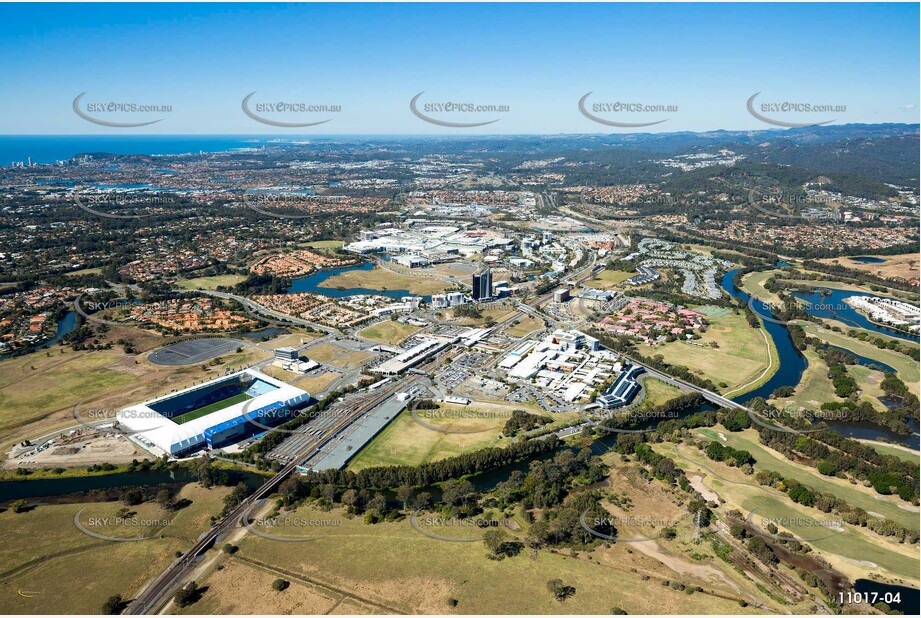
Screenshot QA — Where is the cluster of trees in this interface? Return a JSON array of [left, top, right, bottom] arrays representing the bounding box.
[[493, 448, 607, 510], [880, 372, 920, 425], [502, 409, 553, 436], [840, 327, 920, 360], [704, 441, 754, 468], [755, 470, 918, 544], [819, 400, 912, 436], [800, 260, 917, 292], [754, 419, 919, 503]]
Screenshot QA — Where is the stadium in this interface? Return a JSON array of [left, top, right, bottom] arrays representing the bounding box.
[[117, 368, 310, 456]]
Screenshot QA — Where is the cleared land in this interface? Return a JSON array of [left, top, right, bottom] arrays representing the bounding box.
[[586, 269, 633, 289], [0, 483, 231, 614], [305, 342, 375, 371], [653, 309, 776, 394], [172, 557, 352, 615], [319, 267, 450, 296], [356, 321, 421, 345], [638, 377, 685, 409], [63, 267, 103, 277], [450, 306, 518, 327], [176, 274, 247, 290], [503, 315, 544, 338], [219, 502, 767, 615], [299, 240, 344, 249], [818, 253, 920, 283]]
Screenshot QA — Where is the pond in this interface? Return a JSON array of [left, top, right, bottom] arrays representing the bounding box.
[[853, 579, 919, 615], [849, 256, 887, 264]]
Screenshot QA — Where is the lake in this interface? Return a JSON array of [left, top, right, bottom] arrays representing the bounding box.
[[289, 262, 430, 301], [791, 288, 918, 343]]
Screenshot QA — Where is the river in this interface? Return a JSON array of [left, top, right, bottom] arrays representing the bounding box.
[[722, 269, 918, 448], [721, 269, 808, 404]]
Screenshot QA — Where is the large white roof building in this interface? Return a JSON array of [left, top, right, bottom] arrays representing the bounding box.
[[117, 368, 309, 456]]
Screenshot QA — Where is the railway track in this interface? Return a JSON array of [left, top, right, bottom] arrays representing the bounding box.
[[125, 378, 412, 615]]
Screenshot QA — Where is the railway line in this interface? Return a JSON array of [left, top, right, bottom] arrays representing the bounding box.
[[125, 378, 413, 615]]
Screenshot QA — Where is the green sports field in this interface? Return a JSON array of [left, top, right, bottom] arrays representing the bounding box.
[[171, 393, 252, 424]]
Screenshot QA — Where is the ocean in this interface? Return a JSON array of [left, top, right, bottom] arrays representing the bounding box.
[[0, 135, 286, 166]]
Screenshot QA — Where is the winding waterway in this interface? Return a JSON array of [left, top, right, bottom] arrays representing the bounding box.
[[722, 269, 917, 448]]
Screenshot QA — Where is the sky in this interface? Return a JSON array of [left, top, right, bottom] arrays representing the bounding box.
[[0, 2, 917, 134]]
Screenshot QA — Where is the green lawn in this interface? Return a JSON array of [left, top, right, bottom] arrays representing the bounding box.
[[694, 428, 919, 532], [663, 437, 919, 583], [356, 321, 421, 345], [863, 441, 920, 464], [799, 323, 919, 394], [638, 377, 684, 409], [347, 406, 510, 471], [176, 274, 247, 290], [654, 308, 777, 396], [585, 269, 633, 289], [172, 393, 252, 424], [300, 240, 344, 249]]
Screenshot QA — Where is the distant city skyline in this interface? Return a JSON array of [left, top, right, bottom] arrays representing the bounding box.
[[0, 2, 918, 134]]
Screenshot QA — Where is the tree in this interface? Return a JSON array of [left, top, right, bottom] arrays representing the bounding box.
[[173, 581, 200, 608], [483, 528, 507, 558], [272, 579, 290, 592], [547, 578, 576, 601], [395, 485, 415, 511], [155, 489, 174, 510], [441, 479, 477, 507], [101, 594, 126, 614]]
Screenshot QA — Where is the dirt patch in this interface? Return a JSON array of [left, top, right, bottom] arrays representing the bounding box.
[[6, 431, 141, 469], [189, 558, 339, 614], [689, 474, 721, 504]]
